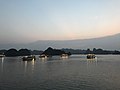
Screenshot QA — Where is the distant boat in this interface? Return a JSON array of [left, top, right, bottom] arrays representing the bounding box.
[[61, 54, 69, 58], [0, 55, 5, 58], [22, 55, 36, 61], [39, 54, 49, 59], [87, 54, 96, 59]]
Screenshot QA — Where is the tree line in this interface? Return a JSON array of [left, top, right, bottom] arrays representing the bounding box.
[[0, 47, 120, 57], [62, 48, 120, 54], [0, 48, 43, 57]]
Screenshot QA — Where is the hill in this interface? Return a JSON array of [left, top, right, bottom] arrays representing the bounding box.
[[27, 33, 120, 50], [0, 33, 120, 50]]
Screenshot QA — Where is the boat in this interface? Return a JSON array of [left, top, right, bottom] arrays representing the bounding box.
[[61, 54, 69, 58], [0, 55, 5, 58], [87, 54, 96, 59], [22, 55, 36, 61], [39, 54, 48, 59]]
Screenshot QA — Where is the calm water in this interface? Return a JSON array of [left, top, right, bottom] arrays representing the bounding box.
[[0, 55, 120, 90]]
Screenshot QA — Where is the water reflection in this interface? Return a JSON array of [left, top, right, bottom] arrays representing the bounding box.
[[39, 55, 69, 62], [87, 57, 98, 66], [1, 57, 4, 72], [23, 60, 36, 73], [24, 61, 27, 73], [39, 57, 48, 62], [1, 55, 120, 90], [60, 56, 69, 60], [31, 60, 35, 73]]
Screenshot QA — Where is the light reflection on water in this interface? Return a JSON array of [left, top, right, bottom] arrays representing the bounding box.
[[24, 61, 27, 73], [0, 57, 4, 72], [23, 60, 35, 74], [0, 55, 120, 90], [31, 60, 35, 73]]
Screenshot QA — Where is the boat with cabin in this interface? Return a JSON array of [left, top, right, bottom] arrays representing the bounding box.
[[61, 54, 69, 58], [87, 54, 96, 59], [0, 54, 5, 58], [39, 54, 49, 59], [22, 55, 36, 61]]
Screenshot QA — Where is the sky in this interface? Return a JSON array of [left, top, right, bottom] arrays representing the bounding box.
[[0, 0, 120, 44]]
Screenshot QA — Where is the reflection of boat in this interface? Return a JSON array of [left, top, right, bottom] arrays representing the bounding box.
[[39, 54, 48, 58], [87, 54, 96, 59], [22, 56, 36, 61]]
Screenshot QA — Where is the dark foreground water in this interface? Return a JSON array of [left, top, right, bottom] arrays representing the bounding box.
[[0, 55, 120, 90]]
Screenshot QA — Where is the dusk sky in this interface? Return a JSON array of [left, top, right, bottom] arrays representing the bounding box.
[[0, 0, 120, 44]]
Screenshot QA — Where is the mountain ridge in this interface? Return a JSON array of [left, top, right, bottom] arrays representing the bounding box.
[[27, 33, 120, 50], [34, 33, 120, 42], [0, 33, 120, 50]]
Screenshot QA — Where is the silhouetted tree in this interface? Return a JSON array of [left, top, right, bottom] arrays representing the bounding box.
[[5, 48, 18, 57], [42, 47, 66, 56], [93, 48, 96, 52], [95, 48, 104, 54], [86, 48, 91, 54], [0, 49, 7, 55], [113, 50, 120, 54], [18, 49, 31, 56], [31, 50, 43, 55]]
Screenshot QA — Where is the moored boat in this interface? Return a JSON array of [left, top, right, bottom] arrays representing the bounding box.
[[87, 54, 96, 59], [39, 54, 48, 59], [22, 55, 36, 61], [0, 55, 5, 58], [61, 54, 69, 58]]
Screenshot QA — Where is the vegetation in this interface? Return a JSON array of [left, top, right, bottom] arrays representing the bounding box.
[[31, 50, 43, 55], [4, 48, 31, 57], [42, 47, 71, 56], [62, 48, 120, 55], [5, 49, 18, 57], [18, 49, 31, 56], [0, 49, 7, 55], [0, 47, 120, 57]]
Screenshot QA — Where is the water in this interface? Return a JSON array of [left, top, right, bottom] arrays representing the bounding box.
[[0, 55, 120, 90]]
